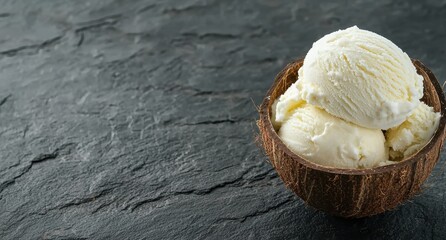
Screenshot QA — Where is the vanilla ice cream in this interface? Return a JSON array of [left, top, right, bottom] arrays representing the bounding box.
[[278, 104, 388, 169], [386, 102, 440, 159], [271, 83, 304, 129], [296, 26, 423, 130], [271, 26, 441, 169]]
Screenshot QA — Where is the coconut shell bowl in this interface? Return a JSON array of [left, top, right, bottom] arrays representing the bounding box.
[[258, 58, 446, 218]]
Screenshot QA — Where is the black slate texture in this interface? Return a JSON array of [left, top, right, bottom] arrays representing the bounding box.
[[0, 0, 445, 239]]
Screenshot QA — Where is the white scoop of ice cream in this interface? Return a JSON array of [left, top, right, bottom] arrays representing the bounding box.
[[278, 104, 388, 169], [386, 102, 440, 159], [296, 26, 423, 130], [271, 82, 304, 129]]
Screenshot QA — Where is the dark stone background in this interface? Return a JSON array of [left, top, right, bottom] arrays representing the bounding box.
[[0, 0, 445, 239]]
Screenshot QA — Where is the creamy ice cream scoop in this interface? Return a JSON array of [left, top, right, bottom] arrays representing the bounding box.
[[296, 26, 423, 130], [386, 102, 440, 159], [278, 104, 388, 169], [271, 83, 304, 129], [271, 26, 441, 169]]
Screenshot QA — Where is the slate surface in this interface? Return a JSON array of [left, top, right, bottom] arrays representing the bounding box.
[[0, 0, 445, 239]]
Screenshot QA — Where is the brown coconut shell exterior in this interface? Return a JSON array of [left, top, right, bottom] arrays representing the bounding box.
[[258, 58, 446, 218]]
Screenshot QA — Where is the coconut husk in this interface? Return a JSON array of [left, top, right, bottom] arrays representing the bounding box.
[[257, 58, 446, 218]]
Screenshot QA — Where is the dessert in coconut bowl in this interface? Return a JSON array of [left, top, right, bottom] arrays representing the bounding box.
[[258, 26, 446, 218]]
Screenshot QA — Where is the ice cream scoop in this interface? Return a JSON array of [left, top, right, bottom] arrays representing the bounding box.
[[271, 82, 304, 130], [386, 102, 440, 159], [296, 26, 423, 130], [278, 103, 388, 169]]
